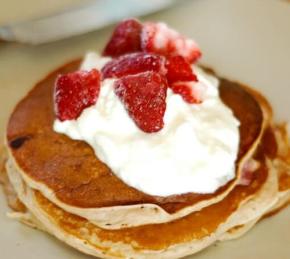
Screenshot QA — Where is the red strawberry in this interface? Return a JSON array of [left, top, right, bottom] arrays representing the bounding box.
[[102, 52, 166, 79], [170, 81, 205, 104], [165, 55, 198, 84], [54, 69, 101, 121], [140, 22, 158, 54], [141, 22, 201, 63], [114, 71, 168, 133], [103, 19, 142, 57]]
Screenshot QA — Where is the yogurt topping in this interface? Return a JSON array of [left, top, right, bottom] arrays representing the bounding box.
[[54, 52, 240, 196]]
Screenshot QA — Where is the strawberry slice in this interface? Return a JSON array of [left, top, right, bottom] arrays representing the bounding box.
[[238, 159, 260, 186], [170, 81, 205, 104], [165, 55, 198, 84], [102, 52, 166, 79], [103, 19, 142, 57], [114, 71, 168, 133], [54, 69, 101, 121], [141, 22, 201, 63]]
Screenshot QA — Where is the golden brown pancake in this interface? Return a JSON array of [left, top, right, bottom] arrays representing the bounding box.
[[6, 60, 263, 214], [1, 62, 289, 257], [3, 128, 278, 258], [2, 124, 287, 258]]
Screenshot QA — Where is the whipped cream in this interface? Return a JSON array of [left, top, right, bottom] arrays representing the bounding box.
[[54, 52, 240, 196]]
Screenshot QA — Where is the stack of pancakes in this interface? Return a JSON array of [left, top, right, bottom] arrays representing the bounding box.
[[1, 60, 290, 259]]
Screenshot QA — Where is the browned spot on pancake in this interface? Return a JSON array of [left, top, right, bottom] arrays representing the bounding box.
[[279, 173, 290, 191], [6, 60, 263, 212], [9, 136, 31, 150], [260, 127, 278, 159]]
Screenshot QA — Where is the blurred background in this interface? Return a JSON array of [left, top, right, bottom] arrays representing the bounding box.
[[0, 0, 88, 25]]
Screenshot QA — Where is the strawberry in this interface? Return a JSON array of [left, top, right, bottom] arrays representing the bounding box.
[[141, 22, 201, 63], [103, 19, 142, 57], [54, 69, 101, 121], [170, 81, 205, 104], [102, 52, 166, 79], [239, 159, 260, 186], [114, 71, 168, 133], [165, 55, 198, 84]]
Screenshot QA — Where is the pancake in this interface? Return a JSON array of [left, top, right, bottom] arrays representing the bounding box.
[[1, 71, 289, 257], [5, 60, 266, 229], [4, 132, 278, 259], [2, 124, 288, 258]]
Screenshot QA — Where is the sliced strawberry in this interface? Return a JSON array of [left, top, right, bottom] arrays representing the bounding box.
[[165, 55, 198, 84], [140, 22, 158, 54], [103, 19, 142, 57], [238, 159, 260, 186], [54, 69, 101, 121], [114, 71, 168, 133], [102, 52, 166, 79], [238, 170, 254, 186], [170, 81, 205, 104], [141, 22, 201, 63]]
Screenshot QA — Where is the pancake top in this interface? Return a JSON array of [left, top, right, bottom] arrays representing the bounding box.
[[6, 60, 263, 212]]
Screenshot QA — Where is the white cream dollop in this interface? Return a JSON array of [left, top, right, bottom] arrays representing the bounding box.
[[54, 52, 240, 196]]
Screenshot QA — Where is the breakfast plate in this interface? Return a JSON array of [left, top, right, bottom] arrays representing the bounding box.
[[0, 0, 289, 258]]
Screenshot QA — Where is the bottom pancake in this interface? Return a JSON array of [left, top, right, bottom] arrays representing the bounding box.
[[4, 140, 278, 259]]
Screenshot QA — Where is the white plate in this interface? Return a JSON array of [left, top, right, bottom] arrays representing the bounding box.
[[0, 0, 290, 258]]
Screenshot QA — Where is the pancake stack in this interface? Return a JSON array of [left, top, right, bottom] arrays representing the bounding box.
[[1, 16, 290, 259], [0, 58, 289, 258]]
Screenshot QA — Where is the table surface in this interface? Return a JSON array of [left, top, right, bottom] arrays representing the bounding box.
[[0, 0, 290, 258]]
